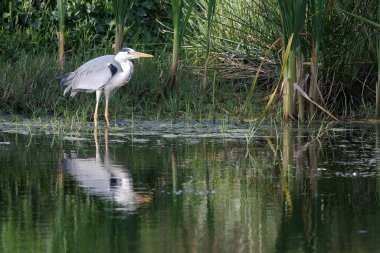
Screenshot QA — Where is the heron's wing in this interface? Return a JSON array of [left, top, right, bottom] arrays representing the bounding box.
[[64, 55, 121, 95]]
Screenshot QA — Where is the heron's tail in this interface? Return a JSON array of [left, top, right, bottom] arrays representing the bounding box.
[[58, 72, 74, 87]]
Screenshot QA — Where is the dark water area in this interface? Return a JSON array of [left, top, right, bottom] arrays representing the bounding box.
[[1, 121, 380, 253]]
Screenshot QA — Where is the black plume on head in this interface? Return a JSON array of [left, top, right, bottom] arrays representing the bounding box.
[[120, 48, 133, 52]]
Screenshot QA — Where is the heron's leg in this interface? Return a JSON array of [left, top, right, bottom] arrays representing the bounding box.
[[105, 94, 110, 127], [94, 90, 102, 128], [105, 127, 109, 153]]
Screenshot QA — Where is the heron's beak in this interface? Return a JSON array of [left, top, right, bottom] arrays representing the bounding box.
[[133, 52, 154, 58]]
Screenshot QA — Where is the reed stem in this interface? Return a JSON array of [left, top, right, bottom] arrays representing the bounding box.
[[377, 0, 380, 118], [202, 0, 217, 89], [112, 0, 132, 54], [278, 0, 307, 121], [57, 0, 66, 72], [308, 0, 326, 119]]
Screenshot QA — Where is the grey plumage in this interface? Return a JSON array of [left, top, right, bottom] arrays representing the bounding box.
[[60, 55, 133, 97], [59, 48, 153, 127]]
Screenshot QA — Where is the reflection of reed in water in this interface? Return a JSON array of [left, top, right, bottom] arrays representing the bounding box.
[[62, 128, 151, 211]]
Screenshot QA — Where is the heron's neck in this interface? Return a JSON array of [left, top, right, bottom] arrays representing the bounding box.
[[116, 59, 133, 74]]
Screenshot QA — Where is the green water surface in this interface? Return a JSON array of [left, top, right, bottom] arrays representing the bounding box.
[[0, 121, 379, 253]]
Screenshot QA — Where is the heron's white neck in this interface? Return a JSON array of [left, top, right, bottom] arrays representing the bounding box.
[[114, 58, 133, 74], [121, 60, 133, 74]]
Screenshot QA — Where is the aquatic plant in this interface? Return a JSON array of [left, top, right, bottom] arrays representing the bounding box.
[[168, 0, 195, 89], [309, 0, 328, 119], [278, 0, 307, 121], [3, 0, 380, 121], [112, 0, 133, 53], [202, 0, 217, 89], [57, 0, 66, 72], [377, 1, 380, 118]]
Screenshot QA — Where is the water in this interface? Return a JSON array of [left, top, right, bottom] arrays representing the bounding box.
[[1, 121, 380, 253]]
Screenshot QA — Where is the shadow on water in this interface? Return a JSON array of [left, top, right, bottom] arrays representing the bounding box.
[[1, 121, 380, 252]]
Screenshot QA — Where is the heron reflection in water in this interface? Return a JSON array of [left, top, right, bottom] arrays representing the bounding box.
[[62, 128, 151, 211]]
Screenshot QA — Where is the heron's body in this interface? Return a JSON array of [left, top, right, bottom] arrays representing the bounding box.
[[60, 48, 153, 127], [61, 55, 134, 97]]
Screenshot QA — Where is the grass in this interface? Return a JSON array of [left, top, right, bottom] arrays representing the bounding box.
[[277, 0, 307, 121], [112, 0, 132, 53], [57, 0, 66, 71], [2, 0, 380, 122], [202, 0, 217, 89], [0, 50, 267, 128], [168, 0, 195, 89], [308, 0, 328, 118]]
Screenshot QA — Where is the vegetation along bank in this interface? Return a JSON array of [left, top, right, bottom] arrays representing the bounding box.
[[1, 0, 380, 125]]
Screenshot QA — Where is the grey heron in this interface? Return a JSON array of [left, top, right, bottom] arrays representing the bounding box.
[[60, 48, 153, 127]]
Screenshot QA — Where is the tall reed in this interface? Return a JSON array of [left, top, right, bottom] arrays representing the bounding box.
[[338, 6, 380, 118], [168, 0, 195, 89], [377, 0, 380, 118], [309, 0, 327, 119], [112, 0, 132, 53], [278, 0, 307, 121], [169, 0, 181, 89], [202, 0, 217, 89], [57, 0, 66, 72]]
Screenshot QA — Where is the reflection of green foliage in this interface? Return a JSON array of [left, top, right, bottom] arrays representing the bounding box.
[[1, 126, 380, 252]]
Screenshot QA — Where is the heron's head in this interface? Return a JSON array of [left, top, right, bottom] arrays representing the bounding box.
[[115, 48, 154, 61]]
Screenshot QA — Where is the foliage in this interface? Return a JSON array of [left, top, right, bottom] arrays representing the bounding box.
[[0, 0, 168, 59], [168, 0, 195, 89], [2, 0, 380, 120], [112, 0, 133, 52], [202, 0, 217, 88], [378, 0, 380, 118], [57, 0, 67, 71], [277, 0, 307, 120], [0, 52, 261, 123]]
